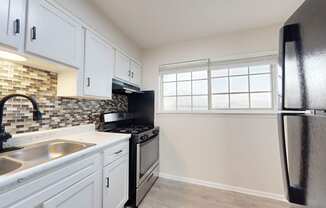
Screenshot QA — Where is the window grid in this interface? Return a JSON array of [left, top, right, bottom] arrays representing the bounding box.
[[210, 66, 273, 110], [162, 71, 209, 112], [161, 64, 275, 112]]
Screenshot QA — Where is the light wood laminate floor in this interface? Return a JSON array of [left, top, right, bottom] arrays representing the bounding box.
[[139, 178, 304, 208]]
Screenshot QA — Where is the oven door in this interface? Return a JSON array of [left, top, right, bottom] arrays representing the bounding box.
[[137, 134, 159, 187]]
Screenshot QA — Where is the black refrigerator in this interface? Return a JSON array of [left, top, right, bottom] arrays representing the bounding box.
[[278, 0, 326, 206]]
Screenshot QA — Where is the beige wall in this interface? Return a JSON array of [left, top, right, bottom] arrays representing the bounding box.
[[141, 25, 285, 197], [54, 0, 141, 60]]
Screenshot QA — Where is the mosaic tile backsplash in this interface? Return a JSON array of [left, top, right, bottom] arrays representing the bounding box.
[[0, 60, 127, 134]]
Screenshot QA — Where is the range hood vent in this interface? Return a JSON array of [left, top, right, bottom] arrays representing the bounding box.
[[112, 79, 141, 94]]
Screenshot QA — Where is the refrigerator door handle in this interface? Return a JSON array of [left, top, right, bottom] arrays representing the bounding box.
[[281, 24, 305, 110], [278, 114, 307, 205], [279, 110, 315, 116]]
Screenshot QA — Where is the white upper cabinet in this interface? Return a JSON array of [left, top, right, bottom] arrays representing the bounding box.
[[115, 50, 142, 87], [0, 0, 26, 49], [25, 0, 83, 68], [130, 60, 142, 86], [84, 30, 114, 98], [115, 51, 131, 82]]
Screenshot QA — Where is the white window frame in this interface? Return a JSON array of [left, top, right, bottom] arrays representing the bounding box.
[[158, 55, 278, 114]]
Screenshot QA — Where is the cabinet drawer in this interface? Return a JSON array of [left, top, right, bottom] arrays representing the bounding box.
[[103, 141, 129, 166]]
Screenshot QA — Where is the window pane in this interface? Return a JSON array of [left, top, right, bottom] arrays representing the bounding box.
[[192, 70, 208, 80], [212, 94, 229, 109], [192, 80, 208, 95], [251, 92, 272, 108], [163, 97, 176, 111], [177, 72, 191, 81], [250, 74, 271, 92], [177, 96, 191, 111], [177, 81, 191, 95], [229, 67, 248, 76], [211, 69, 228, 77], [230, 76, 248, 92], [163, 82, 176, 96], [212, 78, 229, 93], [163, 74, 176, 82], [250, 65, 271, 74], [230, 93, 249, 108], [193, 96, 208, 110]]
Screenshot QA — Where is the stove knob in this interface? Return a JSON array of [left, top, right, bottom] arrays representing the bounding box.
[[152, 129, 159, 135], [140, 135, 148, 141]]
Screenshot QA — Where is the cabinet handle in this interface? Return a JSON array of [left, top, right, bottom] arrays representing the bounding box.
[[14, 19, 20, 34], [87, 77, 91, 87], [31, 26, 37, 40], [128, 70, 131, 77], [131, 72, 134, 78], [106, 177, 110, 188], [114, 150, 123, 155]]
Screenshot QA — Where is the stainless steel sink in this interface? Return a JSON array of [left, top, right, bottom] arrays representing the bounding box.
[[0, 140, 94, 176], [0, 157, 22, 175], [8, 141, 90, 162]]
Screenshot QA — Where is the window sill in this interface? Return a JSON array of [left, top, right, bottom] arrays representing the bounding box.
[[156, 110, 278, 116]]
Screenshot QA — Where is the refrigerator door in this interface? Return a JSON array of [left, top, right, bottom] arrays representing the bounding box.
[[279, 113, 326, 206], [281, 0, 326, 110]]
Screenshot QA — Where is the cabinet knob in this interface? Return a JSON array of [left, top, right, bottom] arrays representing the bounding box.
[[114, 150, 123, 155], [87, 77, 91, 87], [106, 177, 110, 188], [14, 19, 20, 34], [31, 26, 37, 40]]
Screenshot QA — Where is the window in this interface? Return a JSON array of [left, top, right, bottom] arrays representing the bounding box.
[[160, 57, 276, 113], [211, 64, 273, 109], [161, 69, 209, 111]]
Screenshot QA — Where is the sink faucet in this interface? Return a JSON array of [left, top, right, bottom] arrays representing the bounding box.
[[0, 94, 42, 152]]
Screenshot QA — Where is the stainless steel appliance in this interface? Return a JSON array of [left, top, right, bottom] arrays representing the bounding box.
[[99, 112, 159, 208], [278, 0, 326, 206]]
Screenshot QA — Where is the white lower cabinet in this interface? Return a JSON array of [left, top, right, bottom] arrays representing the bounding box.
[[0, 140, 130, 208], [43, 172, 101, 208], [103, 156, 129, 208]]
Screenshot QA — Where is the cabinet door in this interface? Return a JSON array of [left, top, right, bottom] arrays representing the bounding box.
[[0, 0, 25, 49], [84, 30, 114, 98], [115, 51, 131, 82], [42, 172, 101, 208], [25, 0, 83, 68], [130, 61, 142, 86], [103, 156, 129, 208]]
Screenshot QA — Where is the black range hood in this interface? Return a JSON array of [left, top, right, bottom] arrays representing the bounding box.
[[112, 79, 141, 94]]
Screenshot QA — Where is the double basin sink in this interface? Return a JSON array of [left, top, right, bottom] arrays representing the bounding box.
[[0, 140, 94, 176]]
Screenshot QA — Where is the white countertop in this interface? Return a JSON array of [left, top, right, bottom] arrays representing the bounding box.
[[0, 124, 131, 192]]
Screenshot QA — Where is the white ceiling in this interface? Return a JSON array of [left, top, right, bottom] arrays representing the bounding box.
[[91, 0, 305, 49]]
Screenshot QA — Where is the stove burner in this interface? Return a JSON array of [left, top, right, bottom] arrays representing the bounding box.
[[112, 126, 153, 134]]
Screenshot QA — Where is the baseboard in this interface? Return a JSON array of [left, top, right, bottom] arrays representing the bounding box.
[[159, 173, 286, 202]]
